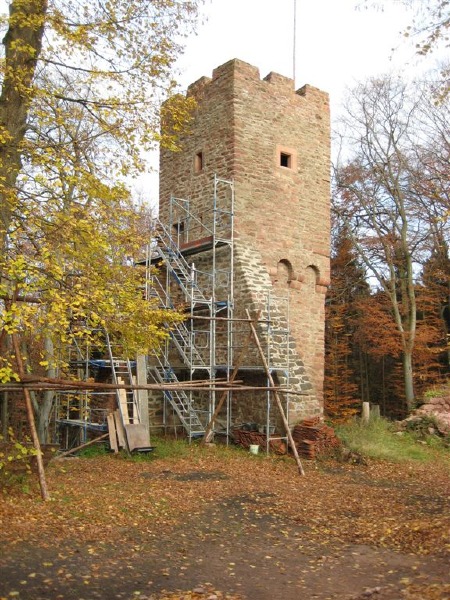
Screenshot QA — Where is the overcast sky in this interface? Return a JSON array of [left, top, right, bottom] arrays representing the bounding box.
[[139, 0, 429, 202], [176, 0, 420, 114]]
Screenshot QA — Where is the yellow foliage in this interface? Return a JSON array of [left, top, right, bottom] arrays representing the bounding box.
[[0, 429, 37, 473], [0, 0, 199, 384]]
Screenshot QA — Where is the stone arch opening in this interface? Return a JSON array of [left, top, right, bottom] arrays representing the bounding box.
[[305, 265, 320, 287], [276, 259, 294, 286]]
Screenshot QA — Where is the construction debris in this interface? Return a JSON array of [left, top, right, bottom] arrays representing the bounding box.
[[232, 429, 287, 455], [232, 417, 341, 460], [292, 417, 341, 460]]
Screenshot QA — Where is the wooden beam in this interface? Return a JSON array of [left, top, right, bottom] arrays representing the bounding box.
[[12, 334, 50, 500], [107, 414, 118, 453], [245, 309, 305, 477], [117, 378, 130, 425], [58, 433, 110, 458], [0, 379, 307, 395]]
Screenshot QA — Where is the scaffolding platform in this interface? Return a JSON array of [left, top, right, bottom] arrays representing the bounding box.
[[56, 419, 108, 433]]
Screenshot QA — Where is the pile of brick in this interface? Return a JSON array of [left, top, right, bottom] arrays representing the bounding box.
[[292, 417, 340, 460]]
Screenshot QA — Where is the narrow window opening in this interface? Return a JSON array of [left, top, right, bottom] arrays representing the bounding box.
[[280, 152, 292, 168], [173, 221, 185, 233], [194, 151, 203, 173]]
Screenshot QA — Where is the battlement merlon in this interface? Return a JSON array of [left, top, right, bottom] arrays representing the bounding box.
[[186, 58, 329, 106]]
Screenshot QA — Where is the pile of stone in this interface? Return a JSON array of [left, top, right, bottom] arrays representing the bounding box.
[[410, 391, 450, 435], [292, 417, 340, 460]]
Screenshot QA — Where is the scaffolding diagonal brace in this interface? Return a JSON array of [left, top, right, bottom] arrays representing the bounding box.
[[245, 309, 305, 477]]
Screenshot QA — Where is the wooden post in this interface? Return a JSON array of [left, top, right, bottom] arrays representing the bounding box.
[[202, 311, 261, 444], [362, 401, 370, 424], [107, 414, 119, 453], [136, 354, 149, 431], [245, 310, 305, 477], [12, 334, 50, 501]]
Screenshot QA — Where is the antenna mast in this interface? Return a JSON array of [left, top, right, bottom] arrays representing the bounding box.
[[293, 0, 297, 84]]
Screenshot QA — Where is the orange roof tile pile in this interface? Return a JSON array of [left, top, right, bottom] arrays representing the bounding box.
[[292, 417, 341, 460], [232, 429, 287, 455]]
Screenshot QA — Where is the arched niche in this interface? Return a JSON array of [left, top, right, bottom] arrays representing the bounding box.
[[305, 265, 319, 285], [276, 259, 294, 287]]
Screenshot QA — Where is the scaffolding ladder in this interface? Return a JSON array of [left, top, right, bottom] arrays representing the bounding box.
[[145, 175, 234, 439], [105, 332, 151, 452]]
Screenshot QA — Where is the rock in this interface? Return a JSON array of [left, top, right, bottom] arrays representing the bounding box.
[[361, 587, 381, 597]]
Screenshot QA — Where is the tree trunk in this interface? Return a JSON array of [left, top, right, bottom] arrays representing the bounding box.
[[1, 391, 8, 437], [402, 350, 415, 413], [36, 390, 54, 444], [35, 336, 56, 443], [0, 0, 48, 250]]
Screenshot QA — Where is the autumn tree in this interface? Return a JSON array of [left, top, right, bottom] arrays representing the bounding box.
[[363, 0, 449, 53], [416, 235, 450, 376], [325, 225, 370, 421], [334, 73, 449, 412], [363, 0, 450, 95], [397, 0, 449, 60], [0, 0, 198, 453], [354, 291, 406, 416]]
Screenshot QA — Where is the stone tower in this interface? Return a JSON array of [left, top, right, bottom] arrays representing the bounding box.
[[159, 58, 330, 425]]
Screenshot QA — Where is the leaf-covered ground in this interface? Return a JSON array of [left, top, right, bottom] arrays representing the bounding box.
[[0, 444, 449, 599]]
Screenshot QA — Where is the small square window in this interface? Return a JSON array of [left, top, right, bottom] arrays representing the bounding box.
[[276, 146, 297, 171], [194, 151, 203, 173], [280, 152, 292, 168]]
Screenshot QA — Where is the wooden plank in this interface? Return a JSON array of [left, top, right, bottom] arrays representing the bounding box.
[[113, 410, 127, 449], [118, 377, 130, 424], [107, 413, 118, 453], [124, 424, 150, 451], [179, 235, 214, 255], [132, 375, 138, 423]]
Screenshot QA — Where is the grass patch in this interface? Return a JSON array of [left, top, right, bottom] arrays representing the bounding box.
[[78, 443, 109, 458], [422, 381, 449, 400], [335, 416, 450, 464], [128, 436, 259, 463], [129, 435, 193, 462]]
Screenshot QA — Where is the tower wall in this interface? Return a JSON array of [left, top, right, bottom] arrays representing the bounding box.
[[159, 59, 330, 422]]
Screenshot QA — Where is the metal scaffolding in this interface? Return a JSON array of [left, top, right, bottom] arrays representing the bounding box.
[[54, 332, 110, 450], [54, 330, 149, 453], [147, 175, 292, 447], [51, 174, 294, 453]]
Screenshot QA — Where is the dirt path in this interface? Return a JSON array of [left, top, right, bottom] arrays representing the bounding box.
[[1, 450, 449, 599]]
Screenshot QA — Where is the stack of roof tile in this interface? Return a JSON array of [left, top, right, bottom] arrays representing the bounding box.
[[232, 429, 287, 454], [292, 417, 340, 459]]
